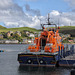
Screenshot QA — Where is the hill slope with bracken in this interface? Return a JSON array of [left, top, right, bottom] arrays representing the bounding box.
[[0, 26, 39, 33], [59, 26, 75, 37], [0, 25, 75, 37], [0, 25, 7, 29]]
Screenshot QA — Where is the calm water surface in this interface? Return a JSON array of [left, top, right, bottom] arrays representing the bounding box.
[[0, 44, 74, 75]]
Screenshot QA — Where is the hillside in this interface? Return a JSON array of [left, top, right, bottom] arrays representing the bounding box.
[[0, 25, 75, 37], [0, 25, 7, 29], [0, 26, 39, 33], [59, 26, 75, 37]]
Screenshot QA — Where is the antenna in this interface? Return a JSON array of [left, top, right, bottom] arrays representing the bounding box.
[[48, 13, 50, 24], [41, 13, 57, 30], [48, 13, 51, 25], [58, 18, 59, 27], [70, 22, 71, 26]]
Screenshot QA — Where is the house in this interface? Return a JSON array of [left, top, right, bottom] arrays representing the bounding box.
[[15, 31, 21, 36], [60, 33, 71, 41], [29, 33, 35, 37], [25, 31, 30, 36], [7, 31, 13, 37], [5, 40, 19, 44], [73, 39, 75, 42], [8, 31, 13, 34], [67, 34, 70, 37], [68, 40, 74, 43], [22, 39, 28, 43], [26, 31, 30, 35], [7, 32, 11, 37], [0, 34, 3, 39], [27, 39, 33, 43], [34, 32, 38, 37], [0, 40, 5, 43]]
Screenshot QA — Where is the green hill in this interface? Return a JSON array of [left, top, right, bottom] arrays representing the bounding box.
[[0, 25, 75, 37], [0, 26, 39, 33], [59, 26, 75, 37], [0, 25, 7, 29], [8, 27, 39, 32]]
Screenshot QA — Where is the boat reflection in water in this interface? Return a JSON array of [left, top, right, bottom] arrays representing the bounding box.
[[18, 65, 71, 75]]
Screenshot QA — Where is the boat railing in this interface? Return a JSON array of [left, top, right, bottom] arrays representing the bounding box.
[[25, 44, 75, 57], [58, 44, 75, 59], [26, 46, 45, 51], [25, 45, 59, 55]]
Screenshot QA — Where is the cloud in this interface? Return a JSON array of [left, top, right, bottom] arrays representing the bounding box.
[[25, 4, 41, 16], [64, 0, 75, 8], [0, 0, 75, 30], [0, 0, 13, 9], [49, 10, 75, 26], [0, 0, 42, 29], [50, 10, 60, 16]]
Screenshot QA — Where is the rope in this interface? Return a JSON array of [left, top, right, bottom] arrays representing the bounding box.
[[36, 53, 40, 66], [65, 59, 70, 66]]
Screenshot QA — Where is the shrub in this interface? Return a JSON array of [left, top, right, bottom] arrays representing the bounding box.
[[12, 33, 23, 42]]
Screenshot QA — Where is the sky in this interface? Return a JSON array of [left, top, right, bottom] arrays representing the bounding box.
[[0, 0, 75, 29]]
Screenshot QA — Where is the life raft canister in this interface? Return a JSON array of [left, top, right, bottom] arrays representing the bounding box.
[[45, 46, 53, 52]]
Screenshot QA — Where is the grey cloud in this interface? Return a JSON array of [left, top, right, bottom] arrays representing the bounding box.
[[64, 0, 75, 6], [0, 0, 33, 27], [0, 0, 41, 28], [25, 4, 41, 16], [0, 0, 75, 29], [50, 10, 75, 26], [0, 0, 13, 9], [64, 0, 75, 10], [64, 0, 75, 13]]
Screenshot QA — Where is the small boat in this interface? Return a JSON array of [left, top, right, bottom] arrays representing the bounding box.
[[0, 50, 4, 52], [18, 14, 64, 67]]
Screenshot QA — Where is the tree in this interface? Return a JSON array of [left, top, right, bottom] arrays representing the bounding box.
[[27, 37, 32, 39], [21, 31, 27, 37], [1, 32, 7, 38], [11, 33, 14, 36], [12, 33, 23, 42]]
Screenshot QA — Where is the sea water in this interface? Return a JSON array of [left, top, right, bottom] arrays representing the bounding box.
[[0, 44, 74, 75]]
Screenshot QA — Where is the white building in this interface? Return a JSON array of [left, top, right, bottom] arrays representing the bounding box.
[[26, 31, 30, 35], [29, 33, 35, 37], [22, 39, 28, 44], [0, 40, 5, 43], [5, 40, 19, 44]]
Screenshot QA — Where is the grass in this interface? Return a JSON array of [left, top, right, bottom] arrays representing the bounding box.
[[0, 26, 39, 33], [0, 25, 75, 36], [60, 26, 75, 30], [59, 26, 75, 37], [0, 25, 7, 29]]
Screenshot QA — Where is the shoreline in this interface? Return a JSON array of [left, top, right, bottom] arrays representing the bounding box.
[[63, 43, 75, 44], [0, 43, 28, 44], [0, 43, 75, 44]]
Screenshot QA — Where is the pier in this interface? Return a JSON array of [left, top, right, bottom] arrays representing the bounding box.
[[58, 44, 75, 67]]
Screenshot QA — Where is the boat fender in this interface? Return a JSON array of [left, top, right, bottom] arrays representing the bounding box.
[[39, 59, 46, 64], [26, 59, 33, 64]]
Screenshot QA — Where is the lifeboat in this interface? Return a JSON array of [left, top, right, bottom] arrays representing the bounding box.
[[18, 14, 64, 67]]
